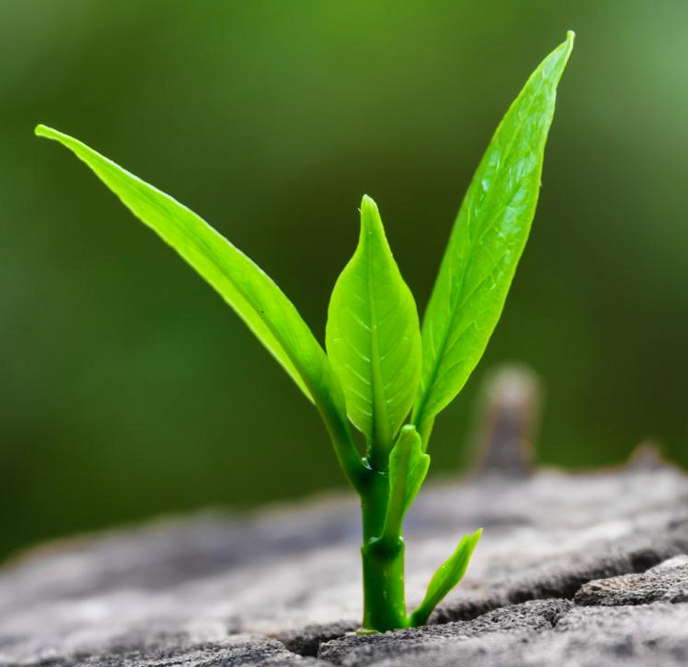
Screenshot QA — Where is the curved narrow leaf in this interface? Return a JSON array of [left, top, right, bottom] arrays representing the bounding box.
[[35, 124, 366, 487], [413, 33, 575, 441], [326, 195, 421, 462], [409, 528, 482, 627], [35, 124, 324, 401], [383, 425, 430, 541]]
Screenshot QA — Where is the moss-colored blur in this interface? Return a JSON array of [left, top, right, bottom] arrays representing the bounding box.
[[1, 1, 687, 562]]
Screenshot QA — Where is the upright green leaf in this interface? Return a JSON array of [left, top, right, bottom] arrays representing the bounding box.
[[383, 425, 430, 541], [409, 528, 482, 627], [413, 33, 575, 441], [326, 195, 421, 464], [35, 124, 366, 487]]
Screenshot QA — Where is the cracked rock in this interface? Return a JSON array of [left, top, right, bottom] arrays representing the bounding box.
[[273, 622, 359, 657], [0, 633, 329, 667], [1, 462, 688, 665], [574, 555, 688, 606], [320, 601, 688, 667], [318, 599, 572, 666]]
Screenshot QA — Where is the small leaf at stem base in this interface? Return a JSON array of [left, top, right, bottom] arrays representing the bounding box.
[[410, 528, 482, 627]]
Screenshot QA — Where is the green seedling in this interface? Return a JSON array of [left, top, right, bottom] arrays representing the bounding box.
[[36, 32, 573, 632]]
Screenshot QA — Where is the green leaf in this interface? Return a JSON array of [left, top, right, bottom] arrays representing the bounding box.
[[35, 124, 324, 401], [383, 425, 430, 540], [413, 32, 575, 441], [409, 528, 482, 627], [326, 195, 421, 462], [35, 124, 367, 488]]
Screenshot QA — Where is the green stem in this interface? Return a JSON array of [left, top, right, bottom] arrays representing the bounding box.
[[359, 470, 409, 632], [416, 416, 434, 452]]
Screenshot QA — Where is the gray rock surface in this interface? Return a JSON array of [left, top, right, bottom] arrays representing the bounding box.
[[3, 633, 329, 667], [2, 459, 688, 666], [318, 599, 573, 666], [575, 555, 688, 606], [650, 554, 688, 571], [318, 601, 688, 667]]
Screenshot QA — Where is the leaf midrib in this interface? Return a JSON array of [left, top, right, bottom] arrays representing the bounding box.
[[366, 229, 393, 456]]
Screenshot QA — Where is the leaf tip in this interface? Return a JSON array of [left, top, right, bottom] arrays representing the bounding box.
[[360, 193, 379, 215], [560, 30, 576, 63], [359, 194, 385, 240], [35, 124, 66, 144], [34, 123, 51, 138], [557, 31, 576, 75]]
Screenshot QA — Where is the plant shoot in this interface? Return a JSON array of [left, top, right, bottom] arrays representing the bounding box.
[[36, 32, 574, 632]]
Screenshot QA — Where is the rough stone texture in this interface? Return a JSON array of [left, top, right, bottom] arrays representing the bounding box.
[[575, 556, 688, 606], [275, 623, 359, 658], [318, 601, 688, 667], [2, 458, 688, 666], [650, 554, 688, 571], [318, 599, 573, 666], [0, 631, 329, 667]]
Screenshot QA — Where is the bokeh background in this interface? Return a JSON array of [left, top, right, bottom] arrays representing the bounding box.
[[1, 0, 687, 562]]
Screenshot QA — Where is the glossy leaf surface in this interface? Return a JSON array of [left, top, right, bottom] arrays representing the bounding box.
[[410, 528, 482, 626], [413, 33, 574, 439], [383, 425, 430, 540], [326, 196, 421, 458], [35, 125, 348, 416]]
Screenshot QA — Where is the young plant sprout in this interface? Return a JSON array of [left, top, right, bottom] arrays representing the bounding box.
[[36, 32, 573, 632]]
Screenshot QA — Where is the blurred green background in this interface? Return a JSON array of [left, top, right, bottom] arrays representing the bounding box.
[[1, 0, 687, 562]]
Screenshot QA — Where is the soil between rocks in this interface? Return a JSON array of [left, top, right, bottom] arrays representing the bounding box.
[[1, 456, 688, 666]]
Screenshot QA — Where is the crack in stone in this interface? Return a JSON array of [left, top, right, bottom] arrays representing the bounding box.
[[4, 464, 688, 666], [262, 531, 688, 661]]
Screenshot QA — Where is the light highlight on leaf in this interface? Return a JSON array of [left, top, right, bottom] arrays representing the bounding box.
[[326, 195, 421, 464], [410, 528, 482, 627], [35, 124, 367, 489], [413, 32, 575, 442], [383, 425, 430, 541]]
